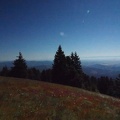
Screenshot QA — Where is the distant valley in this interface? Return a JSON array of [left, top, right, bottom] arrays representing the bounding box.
[[0, 60, 120, 78], [82, 64, 120, 78], [82, 60, 120, 78]]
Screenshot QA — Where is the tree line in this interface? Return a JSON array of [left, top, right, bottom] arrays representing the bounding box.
[[0, 45, 120, 98]]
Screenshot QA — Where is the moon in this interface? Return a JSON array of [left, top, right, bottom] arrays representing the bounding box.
[[87, 10, 90, 14], [60, 32, 65, 37]]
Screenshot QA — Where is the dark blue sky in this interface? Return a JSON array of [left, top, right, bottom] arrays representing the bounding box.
[[0, 0, 120, 61]]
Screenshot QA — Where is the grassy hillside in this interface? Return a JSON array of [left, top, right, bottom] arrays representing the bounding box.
[[0, 76, 120, 120]]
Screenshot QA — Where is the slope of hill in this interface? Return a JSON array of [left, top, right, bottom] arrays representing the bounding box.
[[0, 76, 120, 120]]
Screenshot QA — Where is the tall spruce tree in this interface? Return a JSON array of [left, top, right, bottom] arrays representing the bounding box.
[[11, 52, 27, 78], [52, 46, 83, 86], [70, 52, 82, 74], [64, 52, 83, 87], [52, 45, 67, 84]]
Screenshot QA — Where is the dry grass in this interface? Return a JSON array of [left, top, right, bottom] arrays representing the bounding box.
[[0, 76, 120, 120]]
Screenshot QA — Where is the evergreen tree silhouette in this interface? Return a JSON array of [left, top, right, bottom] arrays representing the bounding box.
[[68, 52, 83, 87], [0, 66, 9, 76], [114, 75, 120, 97], [11, 52, 27, 78], [27, 67, 41, 80], [71, 52, 82, 74], [52, 45, 67, 84]]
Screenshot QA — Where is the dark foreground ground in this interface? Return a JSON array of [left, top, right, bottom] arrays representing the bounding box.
[[0, 76, 120, 120]]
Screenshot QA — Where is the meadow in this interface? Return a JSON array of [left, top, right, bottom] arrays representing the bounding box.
[[0, 76, 120, 120]]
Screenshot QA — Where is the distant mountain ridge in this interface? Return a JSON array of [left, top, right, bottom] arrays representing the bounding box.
[[83, 63, 120, 78], [0, 61, 53, 70], [27, 61, 53, 70], [0, 61, 13, 70], [0, 60, 120, 78]]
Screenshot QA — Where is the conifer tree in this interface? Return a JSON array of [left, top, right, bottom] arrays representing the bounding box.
[[114, 75, 120, 97], [52, 45, 66, 84], [0, 66, 9, 76], [67, 52, 83, 87], [70, 52, 82, 74], [11, 52, 27, 78], [74, 52, 82, 74]]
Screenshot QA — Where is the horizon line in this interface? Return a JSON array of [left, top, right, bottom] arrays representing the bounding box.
[[1, 56, 120, 62]]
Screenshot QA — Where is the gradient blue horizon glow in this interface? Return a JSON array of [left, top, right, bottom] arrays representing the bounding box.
[[0, 0, 120, 61]]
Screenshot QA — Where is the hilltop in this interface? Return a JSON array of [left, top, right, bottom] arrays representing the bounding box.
[[0, 76, 120, 120]]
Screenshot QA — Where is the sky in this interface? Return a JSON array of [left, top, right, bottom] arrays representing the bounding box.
[[0, 0, 120, 61]]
